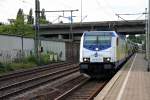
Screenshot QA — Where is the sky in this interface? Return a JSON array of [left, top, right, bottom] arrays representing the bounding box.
[[0, 0, 148, 24]]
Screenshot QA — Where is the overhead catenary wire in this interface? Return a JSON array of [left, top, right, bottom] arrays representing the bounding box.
[[116, 13, 146, 15], [115, 14, 129, 22], [96, 0, 147, 22], [116, 12, 146, 22], [136, 14, 144, 20]]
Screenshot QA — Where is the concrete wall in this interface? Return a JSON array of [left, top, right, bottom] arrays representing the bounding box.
[[41, 40, 65, 61], [0, 35, 66, 63], [0, 35, 34, 50]]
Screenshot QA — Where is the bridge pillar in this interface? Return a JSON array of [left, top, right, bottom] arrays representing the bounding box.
[[58, 34, 63, 39]]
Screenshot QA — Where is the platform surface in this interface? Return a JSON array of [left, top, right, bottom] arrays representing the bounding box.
[[95, 53, 150, 100]]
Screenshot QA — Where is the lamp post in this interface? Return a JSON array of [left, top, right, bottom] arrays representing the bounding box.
[[148, 0, 150, 71], [81, 0, 82, 23], [35, 0, 41, 65], [145, 8, 148, 60]]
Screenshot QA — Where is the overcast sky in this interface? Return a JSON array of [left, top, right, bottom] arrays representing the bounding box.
[[0, 0, 148, 23]]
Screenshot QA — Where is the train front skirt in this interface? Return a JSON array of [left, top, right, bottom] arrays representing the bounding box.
[[80, 62, 116, 76]]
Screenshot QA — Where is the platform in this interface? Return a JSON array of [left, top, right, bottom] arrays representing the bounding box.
[[95, 53, 150, 100]]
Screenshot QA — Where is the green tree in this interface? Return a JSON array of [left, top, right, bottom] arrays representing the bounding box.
[[14, 8, 25, 35], [14, 8, 34, 37], [41, 8, 46, 19], [16, 8, 24, 25], [0, 22, 3, 25], [39, 8, 49, 24], [128, 35, 145, 44], [27, 9, 34, 24], [0, 8, 34, 37], [128, 35, 136, 42]]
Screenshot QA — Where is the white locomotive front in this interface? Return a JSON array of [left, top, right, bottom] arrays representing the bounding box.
[[79, 31, 127, 76]]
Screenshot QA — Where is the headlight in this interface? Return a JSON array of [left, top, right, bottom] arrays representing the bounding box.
[[107, 58, 110, 61], [83, 57, 90, 62], [103, 57, 111, 62], [95, 48, 99, 51]]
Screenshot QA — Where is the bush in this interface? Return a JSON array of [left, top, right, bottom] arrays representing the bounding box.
[[0, 63, 14, 74], [23, 55, 37, 64], [0, 62, 5, 73], [23, 54, 50, 65], [40, 54, 50, 65]]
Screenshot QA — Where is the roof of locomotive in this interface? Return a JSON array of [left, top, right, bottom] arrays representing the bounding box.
[[83, 31, 118, 37]]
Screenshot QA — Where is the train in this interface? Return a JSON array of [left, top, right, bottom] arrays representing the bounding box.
[[79, 31, 136, 76]]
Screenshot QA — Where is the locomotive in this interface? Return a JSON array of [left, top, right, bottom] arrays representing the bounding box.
[[79, 31, 135, 76]]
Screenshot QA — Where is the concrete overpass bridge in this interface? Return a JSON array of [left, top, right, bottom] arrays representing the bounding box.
[[38, 20, 145, 41]]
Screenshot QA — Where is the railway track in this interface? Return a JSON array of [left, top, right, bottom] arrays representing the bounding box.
[[55, 79, 107, 100], [29, 74, 89, 100], [0, 63, 79, 99], [0, 62, 73, 88], [0, 62, 72, 82]]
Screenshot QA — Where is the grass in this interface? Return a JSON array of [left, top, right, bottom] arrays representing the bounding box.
[[0, 53, 60, 75]]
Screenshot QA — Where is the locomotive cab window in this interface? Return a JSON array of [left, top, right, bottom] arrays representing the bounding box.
[[83, 32, 113, 50], [84, 36, 97, 46], [98, 36, 111, 46]]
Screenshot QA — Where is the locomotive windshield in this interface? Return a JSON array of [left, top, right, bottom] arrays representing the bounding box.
[[98, 36, 111, 46], [84, 36, 97, 45], [84, 33, 112, 50]]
